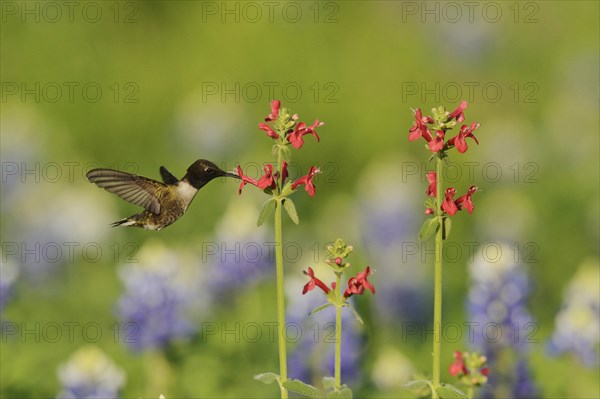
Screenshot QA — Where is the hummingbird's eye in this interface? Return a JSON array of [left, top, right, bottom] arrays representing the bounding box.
[[205, 167, 213, 173]]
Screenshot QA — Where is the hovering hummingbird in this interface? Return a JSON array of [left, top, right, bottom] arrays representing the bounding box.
[[86, 159, 240, 230]]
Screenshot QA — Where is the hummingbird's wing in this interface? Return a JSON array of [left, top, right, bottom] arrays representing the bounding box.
[[159, 166, 179, 185], [86, 168, 164, 214]]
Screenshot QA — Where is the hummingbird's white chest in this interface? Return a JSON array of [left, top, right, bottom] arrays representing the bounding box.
[[176, 181, 199, 211]]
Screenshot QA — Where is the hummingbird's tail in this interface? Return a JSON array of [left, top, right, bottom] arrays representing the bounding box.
[[110, 218, 139, 228], [110, 212, 161, 230]]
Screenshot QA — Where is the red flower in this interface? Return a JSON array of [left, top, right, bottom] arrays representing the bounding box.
[[442, 187, 458, 215], [455, 186, 478, 214], [448, 121, 480, 153], [237, 164, 277, 193], [408, 108, 433, 142], [447, 100, 468, 123], [428, 130, 445, 153], [426, 172, 437, 197], [302, 267, 330, 294], [265, 99, 280, 122], [236, 165, 259, 195], [288, 119, 323, 149], [256, 164, 276, 190], [291, 166, 319, 196], [258, 122, 279, 139], [343, 266, 376, 298], [281, 160, 289, 186], [449, 351, 468, 376], [425, 208, 435, 215]]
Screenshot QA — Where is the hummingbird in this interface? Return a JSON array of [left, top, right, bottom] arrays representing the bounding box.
[[86, 159, 240, 231]]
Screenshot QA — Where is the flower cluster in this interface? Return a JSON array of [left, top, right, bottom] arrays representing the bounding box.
[[547, 260, 599, 367], [425, 173, 478, 216], [302, 265, 375, 299], [409, 101, 482, 241], [237, 100, 323, 199], [237, 162, 319, 197], [57, 346, 125, 399], [260, 100, 324, 149], [409, 101, 480, 154], [448, 351, 489, 387], [116, 242, 202, 351], [468, 243, 539, 398], [302, 239, 375, 300]]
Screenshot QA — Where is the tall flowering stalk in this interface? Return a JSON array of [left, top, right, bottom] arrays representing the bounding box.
[[407, 101, 481, 398], [294, 239, 375, 397], [239, 100, 323, 398]]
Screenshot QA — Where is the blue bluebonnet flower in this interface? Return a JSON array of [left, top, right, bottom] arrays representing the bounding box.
[[203, 200, 273, 300], [56, 345, 125, 399], [547, 259, 599, 367], [467, 242, 539, 398], [0, 256, 19, 320], [357, 159, 430, 324], [116, 241, 206, 351], [286, 273, 364, 388], [1, 109, 113, 282]]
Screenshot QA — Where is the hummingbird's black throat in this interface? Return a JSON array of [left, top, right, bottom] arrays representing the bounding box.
[[185, 159, 239, 189]]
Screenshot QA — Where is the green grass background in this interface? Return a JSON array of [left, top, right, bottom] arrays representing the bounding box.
[[1, 1, 598, 397]]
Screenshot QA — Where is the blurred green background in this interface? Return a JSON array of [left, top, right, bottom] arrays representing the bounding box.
[[1, 1, 598, 398]]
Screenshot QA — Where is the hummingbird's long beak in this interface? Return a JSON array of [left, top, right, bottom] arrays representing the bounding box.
[[225, 170, 242, 180]]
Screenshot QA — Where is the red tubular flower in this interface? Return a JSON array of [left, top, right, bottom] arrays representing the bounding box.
[[449, 351, 468, 376], [408, 108, 433, 142], [448, 121, 480, 153], [256, 164, 276, 190], [236, 165, 259, 195], [425, 208, 434, 215], [343, 266, 376, 298], [455, 186, 478, 214], [442, 187, 458, 215], [281, 160, 289, 186], [426, 172, 437, 197], [291, 166, 319, 196], [428, 130, 445, 152], [447, 100, 468, 123], [265, 99, 280, 122], [258, 122, 279, 139], [288, 119, 323, 149], [302, 267, 330, 294], [237, 164, 277, 193]]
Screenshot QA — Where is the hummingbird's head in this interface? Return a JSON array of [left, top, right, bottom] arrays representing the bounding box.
[[186, 159, 240, 189]]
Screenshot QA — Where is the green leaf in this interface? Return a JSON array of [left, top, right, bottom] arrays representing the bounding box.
[[322, 376, 336, 390], [254, 372, 280, 385], [418, 217, 439, 241], [342, 303, 364, 325], [402, 379, 434, 396], [327, 387, 353, 398], [436, 383, 467, 399], [309, 303, 333, 316], [442, 216, 452, 240], [282, 379, 321, 397], [281, 181, 294, 197], [257, 199, 276, 227], [283, 198, 299, 224]]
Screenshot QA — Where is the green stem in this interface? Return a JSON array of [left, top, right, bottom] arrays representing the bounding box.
[[334, 273, 342, 390], [467, 386, 474, 399], [274, 151, 288, 399], [432, 155, 444, 398]]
